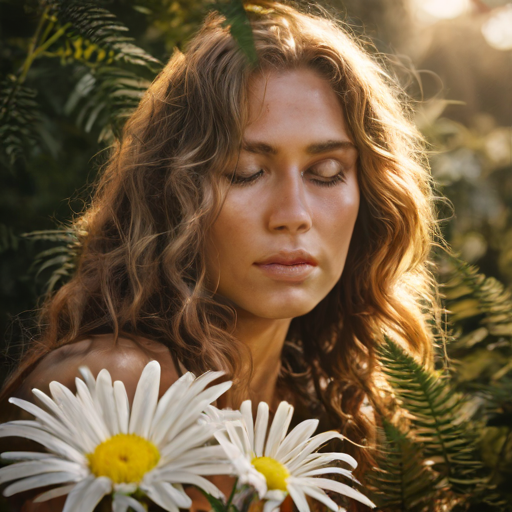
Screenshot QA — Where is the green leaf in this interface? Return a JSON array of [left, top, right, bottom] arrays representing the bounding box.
[[216, 0, 258, 66], [23, 227, 83, 294], [0, 77, 42, 165], [197, 487, 228, 512], [66, 67, 151, 140], [368, 420, 437, 511], [378, 336, 485, 495], [50, 0, 161, 69]]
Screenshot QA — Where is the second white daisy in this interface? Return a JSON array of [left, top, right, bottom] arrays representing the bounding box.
[[215, 400, 376, 512]]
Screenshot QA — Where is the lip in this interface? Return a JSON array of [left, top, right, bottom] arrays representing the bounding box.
[[254, 250, 318, 282], [255, 250, 318, 266]]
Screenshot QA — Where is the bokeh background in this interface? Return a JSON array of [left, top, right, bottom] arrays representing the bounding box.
[[0, 0, 511, 509]]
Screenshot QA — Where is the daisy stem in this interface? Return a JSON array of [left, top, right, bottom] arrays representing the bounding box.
[[226, 477, 239, 511]]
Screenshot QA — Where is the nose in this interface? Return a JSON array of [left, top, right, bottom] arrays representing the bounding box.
[[267, 170, 312, 234]]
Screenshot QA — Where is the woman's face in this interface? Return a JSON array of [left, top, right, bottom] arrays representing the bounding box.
[[205, 67, 360, 320]]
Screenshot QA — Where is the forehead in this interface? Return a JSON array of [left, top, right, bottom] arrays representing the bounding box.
[[244, 67, 350, 140]]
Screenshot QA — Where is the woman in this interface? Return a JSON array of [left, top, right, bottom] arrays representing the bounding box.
[[0, 1, 441, 510]]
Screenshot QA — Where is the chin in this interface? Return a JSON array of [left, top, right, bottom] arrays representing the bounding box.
[[240, 297, 320, 320]]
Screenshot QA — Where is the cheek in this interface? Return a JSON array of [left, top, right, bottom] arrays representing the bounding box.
[[208, 196, 258, 263], [318, 185, 360, 268]]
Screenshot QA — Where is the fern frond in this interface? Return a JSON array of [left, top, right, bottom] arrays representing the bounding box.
[[368, 420, 438, 511], [49, 0, 161, 69], [378, 336, 484, 495], [0, 77, 41, 164], [22, 227, 84, 294], [442, 257, 512, 347], [65, 67, 151, 141]]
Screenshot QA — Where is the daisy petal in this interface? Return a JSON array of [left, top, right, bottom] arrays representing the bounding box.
[[287, 484, 311, 512], [0, 424, 86, 464], [186, 371, 225, 396], [286, 432, 347, 472], [129, 361, 161, 438], [33, 484, 77, 503], [48, 382, 97, 452], [166, 382, 232, 439], [113, 381, 130, 434], [0, 459, 85, 485], [265, 401, 294, 458], [158, 372, 216, 429], [31, 388, 93, 452], [301, 452, 358, 470], [254, 402, 269, 457], [113, 493, 147, 512], [62, 475, 96, 512], [8, 398, 76, 447], [151, 373, 195, 439], [3, 471, 83, 497], [162, 472, 225, 499], [297, 467, 360, 484], [301, 477, 375, 508], [276, 419, 319, 462], [159, 463, 234, 476], [159, 423, 214, 463], [263, 490, 287, 512], [158, 481, 192, 509], [214, 429, 236, 450], [77, 476, 112, 512], [78, 367, 96, 395], [240, 400, 254, 448], [95, 369, 119, 436], [225, 420, 245, 454], [74, 379, 109, 442], [301, 484, 341, 512], [1, 452, 55, 461], [143, 482, 180, 512]]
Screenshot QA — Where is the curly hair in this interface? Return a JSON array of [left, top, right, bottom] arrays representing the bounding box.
[[1, 0, 442, 488]]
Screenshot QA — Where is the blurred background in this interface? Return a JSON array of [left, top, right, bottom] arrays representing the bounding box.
[[0, 0, 511, 508]]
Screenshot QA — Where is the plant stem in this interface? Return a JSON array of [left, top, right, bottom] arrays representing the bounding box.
[[226, 478, 239, 511], [32, 23, 71, 59], [19, 6, 50, 84]]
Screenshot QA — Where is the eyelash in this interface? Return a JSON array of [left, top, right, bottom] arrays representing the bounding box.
[[229, 169, 347, 187]]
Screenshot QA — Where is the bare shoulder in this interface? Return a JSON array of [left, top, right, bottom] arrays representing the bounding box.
[[14, 333, 181, 404]]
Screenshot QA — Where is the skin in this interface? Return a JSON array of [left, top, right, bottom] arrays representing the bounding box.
[[208, 67, 360, 410], [6, 67, 360, 512]]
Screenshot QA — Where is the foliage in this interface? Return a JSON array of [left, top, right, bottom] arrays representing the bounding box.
[[368, 420, 438, 511], [0, 78, 41, 166], [22, 228, 84, 293], [378, 336, 483, 495], [1, 0, 512, 511]]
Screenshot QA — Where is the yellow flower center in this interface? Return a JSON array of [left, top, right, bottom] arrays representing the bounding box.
[[87, 433, 160, 484], [251, 456, 290, 491]]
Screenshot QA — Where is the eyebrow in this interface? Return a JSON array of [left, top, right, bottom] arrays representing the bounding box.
[[241, 139, 357, 156]]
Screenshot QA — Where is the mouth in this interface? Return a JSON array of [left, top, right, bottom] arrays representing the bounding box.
[[254, 250, 318, 282], [255, 250, 318, 267]]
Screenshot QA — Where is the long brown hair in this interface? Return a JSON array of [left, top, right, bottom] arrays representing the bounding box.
[[2, 0, 442, 485]]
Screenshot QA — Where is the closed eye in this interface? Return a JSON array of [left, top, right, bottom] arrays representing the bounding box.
[[229, 170, 264, 185], [228, 167, 347, 187]]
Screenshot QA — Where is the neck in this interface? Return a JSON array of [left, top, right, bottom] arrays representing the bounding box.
[[224, 310, 292, 411]]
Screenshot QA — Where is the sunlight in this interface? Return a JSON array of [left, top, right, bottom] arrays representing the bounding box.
[[413, 0, 472, 23], [481, 5, 512, 50]]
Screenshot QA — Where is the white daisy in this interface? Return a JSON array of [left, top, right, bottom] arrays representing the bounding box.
[[0, 361, 234, 512], [215, 400, 376, 512]]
